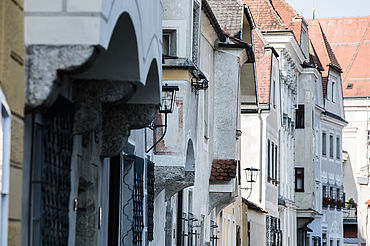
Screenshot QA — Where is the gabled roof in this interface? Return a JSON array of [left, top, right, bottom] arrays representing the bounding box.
[[269, 0, 305, 44], [308, 19, 342, 95], [318, 16, 370, 98], [243, 0, 287, 30], [207, 0, 245, 37], [308, 39, 324, 71], [253, 29, 273, 104]]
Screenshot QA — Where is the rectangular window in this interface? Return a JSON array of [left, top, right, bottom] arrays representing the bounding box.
[[336, 137, 340, 159], [273, 81, 276, 108], [330, 187, 333, 198], [336, 188, 340, 201], [162, 30, 177, 57], [275, 145, 278, 182], [330, 135, 334, 158], [332, 81, 335, 102], [322, 132, 327, 156], [272, 142, 275, 181], [322, 186, 327, 207], [295, 104, 305, 129], [295, 168, 304, 192], [267, 140, 271, 180]]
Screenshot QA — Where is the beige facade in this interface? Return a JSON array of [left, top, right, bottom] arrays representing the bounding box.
[[0, 0, 25, 245]]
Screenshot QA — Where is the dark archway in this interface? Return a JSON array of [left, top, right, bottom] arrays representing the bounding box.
[[74, 12, 141, 83]]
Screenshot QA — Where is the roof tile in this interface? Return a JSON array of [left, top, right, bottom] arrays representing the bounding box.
[[318, 16, 370, 97], [209, 159, 238, 182], [208, 0, 244, 37]]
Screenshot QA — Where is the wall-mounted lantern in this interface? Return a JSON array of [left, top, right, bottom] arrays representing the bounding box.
[[241, 167, 260, 199], [146, 84, 179, 153]]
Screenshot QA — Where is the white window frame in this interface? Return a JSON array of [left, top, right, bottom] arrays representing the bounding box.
[[0, 88, 11, 246]]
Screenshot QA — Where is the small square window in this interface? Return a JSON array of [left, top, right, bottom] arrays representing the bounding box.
[[162, 30, 177, 57]]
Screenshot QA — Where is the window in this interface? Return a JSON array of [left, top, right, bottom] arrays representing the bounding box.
[[268, 140, 271, 180], [330, 187, 333, 198], [0, 101, 10, 246], [295, 168, 304, 192], [322, 186, 327, 207], [272, 81, 276, 108], [322, 132, 327, 156], [332, 81, 335, 102], [336, 188, 340, 201], [330, 135, 334, 158], [336, 137, 340, 159], [272, 142, 275, 181], [275, 145, 278, 182], [296, 105, 305, 129], [162, 30, 177, 57]]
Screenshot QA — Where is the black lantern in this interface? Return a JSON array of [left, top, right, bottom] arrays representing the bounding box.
[[160, 84, 179, 113], [241, 167, 260, 199], [244, 167, 260, 183], [146, 84, 179, 153]]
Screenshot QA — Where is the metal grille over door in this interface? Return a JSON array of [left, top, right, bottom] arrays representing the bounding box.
[[31, 96, 74, 245]]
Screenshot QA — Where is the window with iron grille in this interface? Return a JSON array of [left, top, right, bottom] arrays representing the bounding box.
[[133, 157, 144, 246], [30, 96, 74, 246], [266, 215, 282, 246], [146, 159, 155, 242]]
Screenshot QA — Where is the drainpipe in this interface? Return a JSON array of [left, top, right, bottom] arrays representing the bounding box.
[[258, 108, 263, 203]]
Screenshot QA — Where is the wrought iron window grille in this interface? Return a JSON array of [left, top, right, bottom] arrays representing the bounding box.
[[146, 159, 155, 242], [210, 220, 219, 246]]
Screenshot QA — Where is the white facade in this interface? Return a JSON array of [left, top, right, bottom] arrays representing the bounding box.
[[263, 31, 307, 246], [342, 97, 370, 245], [240, 32, 281, 246], [151, 1, 249, 245]]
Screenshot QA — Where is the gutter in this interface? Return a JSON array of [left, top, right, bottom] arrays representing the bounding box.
[[201, 0, 226, 42], [258, 108, 263, 203]]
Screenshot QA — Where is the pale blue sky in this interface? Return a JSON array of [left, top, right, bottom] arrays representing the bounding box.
[[285, 0, 370, 19]]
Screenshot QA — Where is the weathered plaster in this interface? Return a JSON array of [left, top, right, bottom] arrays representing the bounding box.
[[25, 45, 96, 109], [154, 166, 194, 199]]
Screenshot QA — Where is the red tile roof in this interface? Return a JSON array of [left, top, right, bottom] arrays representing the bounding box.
[[210, 159, 237, 182], [365, 199, 370, 205], [243, 0, 287, 30], [269, 0, 305, 44], [253, 29, 272, 104], [308, 19, 342, 95], [318, 16, 370, 97], [244, 0, 305, 45]]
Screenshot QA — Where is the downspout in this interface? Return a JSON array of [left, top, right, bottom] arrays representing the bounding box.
[[258, 108, 263, 203]]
